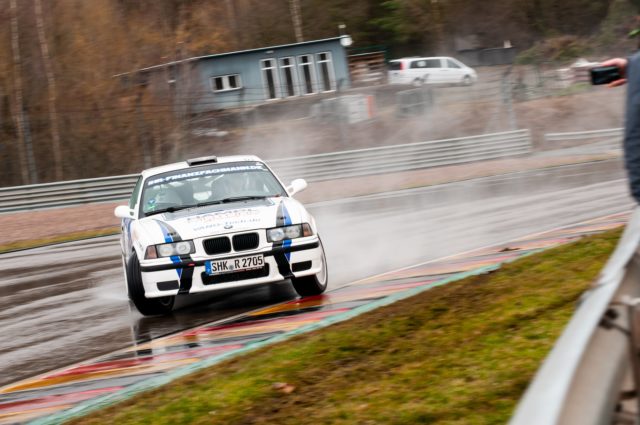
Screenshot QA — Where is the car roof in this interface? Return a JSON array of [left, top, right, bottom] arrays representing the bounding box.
[[140, 155, 264, 179]]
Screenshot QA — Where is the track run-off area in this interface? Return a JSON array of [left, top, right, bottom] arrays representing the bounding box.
[[0, 158, 634, 423]]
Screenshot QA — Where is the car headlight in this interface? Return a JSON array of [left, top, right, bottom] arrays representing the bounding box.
[[145, 240, 195, 259], [267, 223, 313, 242]]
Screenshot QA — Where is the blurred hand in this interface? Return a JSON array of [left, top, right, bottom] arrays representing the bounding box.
[[600, 58, 628, 87]]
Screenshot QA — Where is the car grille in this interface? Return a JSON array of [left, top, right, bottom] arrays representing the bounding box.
[[203, 237, 231, 255], [232, 233, 259, 251], [201, 264, 270, 285]]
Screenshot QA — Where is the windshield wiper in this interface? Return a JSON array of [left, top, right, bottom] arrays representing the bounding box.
[[194, 200, 223, 207], [219, 195, 269, 203], [145, 205, 192, 217]]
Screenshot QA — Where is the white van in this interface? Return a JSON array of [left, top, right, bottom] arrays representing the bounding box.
[[388, 57, 477, 86]]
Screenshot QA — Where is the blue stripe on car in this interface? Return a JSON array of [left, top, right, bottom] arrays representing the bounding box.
[[282, 203, 292, 262], [273, 202, 293, 278], [154, 220, 183, 278]]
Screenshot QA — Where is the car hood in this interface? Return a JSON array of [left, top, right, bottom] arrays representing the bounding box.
[[136, 197, 307, 242]]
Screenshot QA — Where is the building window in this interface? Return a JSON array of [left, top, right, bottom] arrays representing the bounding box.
[[316, 52, 335, 92], [297, 55, 316, 95], [210, 74, 242, 92], [260, 59, 280, 100], [279, 57, 298, 97]]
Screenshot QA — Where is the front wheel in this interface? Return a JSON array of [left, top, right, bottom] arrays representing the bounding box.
[[126, 251, 175, 316], [291, 241, 328, 297]]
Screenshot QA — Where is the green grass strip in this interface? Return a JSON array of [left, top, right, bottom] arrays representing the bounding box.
[[53, 228, 619, 424], [0, 227, 119, 254]]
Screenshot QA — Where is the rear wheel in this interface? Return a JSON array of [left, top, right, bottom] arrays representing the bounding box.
[[126, 251, 175, 316], [291, 240, 328, 297]]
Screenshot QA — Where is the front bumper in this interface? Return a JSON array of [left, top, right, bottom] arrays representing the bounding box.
[[139, 240, 323, 298]]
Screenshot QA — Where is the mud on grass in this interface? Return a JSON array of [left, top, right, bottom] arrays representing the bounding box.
[[71, 228, 622, 425]]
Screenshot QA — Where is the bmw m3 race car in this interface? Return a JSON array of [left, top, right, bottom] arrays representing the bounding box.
[[114, 155, 328, 316]]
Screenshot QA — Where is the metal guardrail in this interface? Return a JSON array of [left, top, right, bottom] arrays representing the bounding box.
[[510, 207, 640, 425], [0, 174, 139, 213], [545, 127, 623, 142], [269, 129, 531, 182], [544, 127, 623, 154], [0, 130, 531, 213], [0, 126, 626, 214]]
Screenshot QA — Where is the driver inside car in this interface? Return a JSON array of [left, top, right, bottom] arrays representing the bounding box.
[[214, 172, 253, 199]]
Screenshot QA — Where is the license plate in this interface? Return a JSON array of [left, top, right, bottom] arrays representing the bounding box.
[[205, 254, 264, 275]]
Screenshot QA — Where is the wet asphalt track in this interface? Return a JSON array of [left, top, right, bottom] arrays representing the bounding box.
[[0, 158, 633, 387]]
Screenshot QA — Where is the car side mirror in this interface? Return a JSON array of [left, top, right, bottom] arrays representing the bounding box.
[[114, 205, 134, 219], [287, 179, 307, 196]]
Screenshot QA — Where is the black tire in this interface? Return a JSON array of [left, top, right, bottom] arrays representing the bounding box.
[[412, 77, 424, 87], [290, 241, 328, 297], [126, 251, 175, 316]]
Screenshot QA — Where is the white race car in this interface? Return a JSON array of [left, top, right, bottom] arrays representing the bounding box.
[[114, 155, 328, 316]]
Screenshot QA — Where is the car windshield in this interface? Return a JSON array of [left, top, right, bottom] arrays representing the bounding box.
[[140, 161, 287, 217]]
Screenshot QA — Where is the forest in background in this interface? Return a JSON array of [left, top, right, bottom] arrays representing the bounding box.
[[0, 0, 637, 186]]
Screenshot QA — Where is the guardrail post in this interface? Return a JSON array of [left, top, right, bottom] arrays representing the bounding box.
[[601, 297, 640, 420], [621, 296, 640, 419]]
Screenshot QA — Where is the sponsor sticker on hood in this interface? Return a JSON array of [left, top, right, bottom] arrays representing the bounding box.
[[186, 208, 262, 233]]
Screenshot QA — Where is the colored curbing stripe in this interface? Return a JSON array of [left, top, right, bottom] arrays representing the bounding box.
[[25, 262, 514, 425], [45, 344, 244, 379], [249, 280, 441, 316], [2, 359, 197, 395], [124, 308, 351, 353], [0, 405, 74, 424], [0, 387, 123, 414]]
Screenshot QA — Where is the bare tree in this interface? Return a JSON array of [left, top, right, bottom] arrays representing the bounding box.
[[289, 0, 303, 42], [9, 0, 33, 184], [225, 0, 239, 48], [34, 0, 63, 181]]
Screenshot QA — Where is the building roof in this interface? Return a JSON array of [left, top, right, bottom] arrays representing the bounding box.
[[117, 36, 348, 77]]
